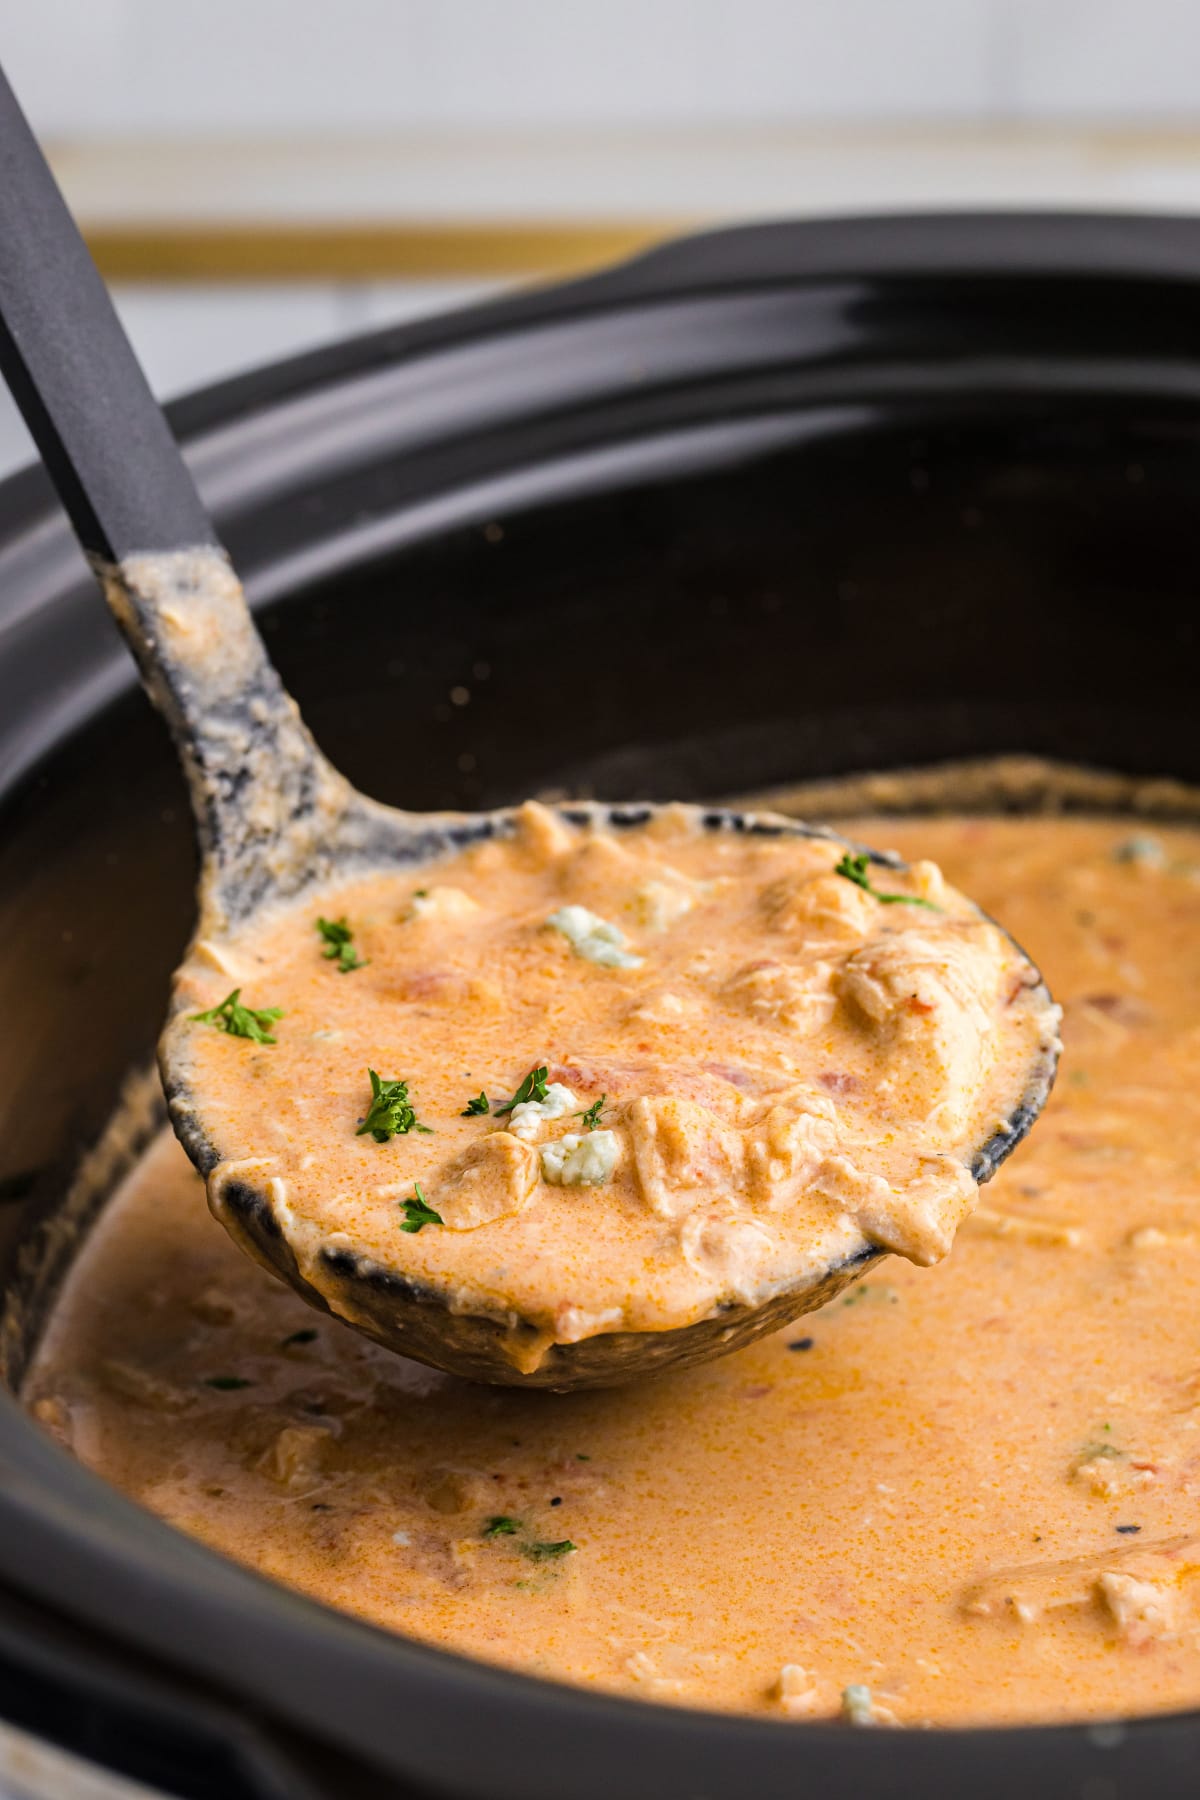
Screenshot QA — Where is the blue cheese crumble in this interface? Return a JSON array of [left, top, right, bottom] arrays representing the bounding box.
[[545, 905, 643, 969], [540, 1129, 620, 1187], [841, 1684, 896, 1727], [507, 1083, 577, 1142], [1112, 835, 1165, 868]]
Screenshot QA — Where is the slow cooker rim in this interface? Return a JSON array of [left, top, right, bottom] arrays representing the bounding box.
[[7, 207, 1200, 814], [136, 205, 1200, 445], [7, 206, 1200, 547], [2, 208, 1200, 1795]]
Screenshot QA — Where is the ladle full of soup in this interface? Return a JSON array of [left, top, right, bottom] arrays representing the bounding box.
[[0, 81, 1057, 1387]]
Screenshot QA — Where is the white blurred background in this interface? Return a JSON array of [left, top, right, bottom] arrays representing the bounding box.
[[4, 0, 1200, 478]]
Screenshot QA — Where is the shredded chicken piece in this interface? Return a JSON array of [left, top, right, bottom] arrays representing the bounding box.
[[1072, 1448, 1156, 1500], [633, 878, 697, 931], [259, 1424, 334, 1491], [429, 1133, 539, 1229], [838, 927, 1003, 1132], [1097, 1571, 1178, 1647], [722, 958, 838, 1035], [422, 1468, 491, 1514], [775, 1664, 829, 1717], [762, 870, 876, 944], [743, 1098, 838, 1206], [514, 798, 575, 860], [967, 1207, 1085, 1248], [627, 1095, 744, 1221], [98, 1360, 190, 1413], [678, 1209, 778, 1304], [189, 1285, 239, 1324], [407, 885, 482, 923], [962, 1536, 1200, 1629]]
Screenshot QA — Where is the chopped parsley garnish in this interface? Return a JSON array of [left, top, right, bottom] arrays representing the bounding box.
[[204, 1375, 254, 1390], [400, 1182, 443, 1233], [576, 1094, 606, 1131], [462, 1091, 490, 1117], [191, 989, 283, 1044], [315, 915, 368, 973], [484, 1515, 522, 1538], [494, 1065, 549, 1117], [483, 1515, 578, 1563], [834, 851, 940, 910], [521, 1538, 577, 1562], [282, 1328, 318, 1347], [356, 1070, 433, 1143]]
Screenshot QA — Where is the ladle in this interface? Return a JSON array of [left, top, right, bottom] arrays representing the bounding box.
[[0, 68, 1058, 1387]]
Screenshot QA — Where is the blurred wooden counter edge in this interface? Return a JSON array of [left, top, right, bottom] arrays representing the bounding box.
[[81, 221, 682, 283], [55, 121, 1200, 282]]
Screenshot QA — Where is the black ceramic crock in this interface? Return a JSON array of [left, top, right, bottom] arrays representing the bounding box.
[[0, 213, 1198, 1800]]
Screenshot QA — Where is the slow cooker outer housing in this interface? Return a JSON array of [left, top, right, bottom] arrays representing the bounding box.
[[0, 213, 1198, 1798]]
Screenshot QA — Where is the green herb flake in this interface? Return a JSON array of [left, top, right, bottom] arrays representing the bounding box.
[[576, 1094, 607, 1131], [356, 1070, 433, 1143], [400, 1182, 443, 1234], [484, 1515, 522, 1538], [834, 851, 940, 911], [315, 915, 368, 973], [282, 1328, 318, 1348], [462, 1091, 490, 1117], [191, 989, 283, 1045], [520, 1538, 577, 1563], [494, 1065, 550, 1117], [575, 1453, 591, 1462], [204, 1375, 254, 1391]]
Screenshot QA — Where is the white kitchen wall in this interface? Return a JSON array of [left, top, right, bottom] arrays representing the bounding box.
[[6, 1, 998, 132], [4, 0, 1200, 132], [1005, 0, 1200, 116]]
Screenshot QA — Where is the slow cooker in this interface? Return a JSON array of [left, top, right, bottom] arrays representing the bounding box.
[[0, 212, 1197, 1799]]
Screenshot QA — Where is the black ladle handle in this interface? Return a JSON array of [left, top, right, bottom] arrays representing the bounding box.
[[0, 61, 355, 928], [0, 63, 216, 561]]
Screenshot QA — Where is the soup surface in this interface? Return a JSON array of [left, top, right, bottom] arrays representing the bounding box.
[[26, 815, 1200, 1727]]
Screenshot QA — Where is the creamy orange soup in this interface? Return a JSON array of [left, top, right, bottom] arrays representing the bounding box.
[[25, 814, 1200, 1727], [166, 801, 1052, 1371]]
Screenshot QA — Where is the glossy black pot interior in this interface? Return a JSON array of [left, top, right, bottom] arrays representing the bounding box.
[[1, 213, 1199, 1799]]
